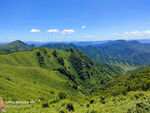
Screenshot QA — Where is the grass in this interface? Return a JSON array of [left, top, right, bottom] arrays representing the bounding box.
[[0, 64, 80, 101], [5, 91, 150, 113], [0, 47, 149, 113], [0, 48, 84, 101], [0, 47, 123, 100]]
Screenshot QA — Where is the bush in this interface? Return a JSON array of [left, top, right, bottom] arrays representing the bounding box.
[[50, 99, 59, 104], [42, 102, 49, 108], [37, 52, 41, 56], [66, 103, 74, 111], [59, 110, 65, 113], [58, 57, 64, 66], [87, 104, 90, 108], [58, 92, 67, 100], [50, 90, 55, 94], [53, 50, 58, 57], [90, 99, 94, 104], [91, 110, 97, 113]]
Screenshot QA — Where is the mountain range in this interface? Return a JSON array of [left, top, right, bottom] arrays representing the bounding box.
[[0, 40, 150, 112], [2, 39, 150, 68], [42, 40, 150, 66], [0, 40, 35, 54], [0, 47, 124, 100]]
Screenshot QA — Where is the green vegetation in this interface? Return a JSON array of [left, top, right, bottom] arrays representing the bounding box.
[[2, 40, 150, 67], [42, 40, 150, 67], [5, 91, 150, 113], [95, 65, 150, 97], [0, 41, 150, 113], [0, 40, 35, 53], [0, 47, 123, 100]]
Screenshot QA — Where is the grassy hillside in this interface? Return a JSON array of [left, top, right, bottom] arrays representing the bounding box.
[[2, 40, 150, 67], [95, 65, 150, 97], [0, 41, 149, 113], [0, 40, 35, 53], [0, 47, 124, 101], [42, 40, 150, 66], [4, 65, 150, 113]]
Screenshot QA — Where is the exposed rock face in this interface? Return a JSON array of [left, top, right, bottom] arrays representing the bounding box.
[[0, 96, 6, 112]]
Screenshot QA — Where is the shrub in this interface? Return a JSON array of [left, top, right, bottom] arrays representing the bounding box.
[[58, 57, 64, 66], [50, 99, 59, 104], [66, 103, 74, 111], [50, 90, 55, 94], [53, 50, 58, 57], [42, 102, 49, 108], [58, 92, 67, 100], [59, 110, 65, 113], [90, 99, 94, 104], [87, 104, 90, 108], [99, 97, 105, 104], [37, 52, 41, 56], [91, 110, 97, 113]]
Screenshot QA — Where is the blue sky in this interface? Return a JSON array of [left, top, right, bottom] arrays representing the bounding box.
[[0, 0, 150, 42]]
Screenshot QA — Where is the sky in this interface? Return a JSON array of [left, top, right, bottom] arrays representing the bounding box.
[[0, 0, 150, 42]]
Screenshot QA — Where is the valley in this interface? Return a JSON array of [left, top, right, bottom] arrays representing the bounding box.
[[0, 40, 150, 112]]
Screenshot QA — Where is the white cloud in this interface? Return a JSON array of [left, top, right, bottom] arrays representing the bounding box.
[[61, 29, 75, 34], [124, 32, 129, 35], [47, 29, 59, 33], [30, 29, 40, 33], [131, 31, 142, 35], [81, 25, 86, 29], [116, 30, 150, 39], [143, 31, 150, 34]]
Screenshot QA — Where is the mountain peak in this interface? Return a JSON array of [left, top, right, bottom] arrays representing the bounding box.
[[9, 40, 26, 45], [111, 40, 126, 43], [0, 40, 35, 52]]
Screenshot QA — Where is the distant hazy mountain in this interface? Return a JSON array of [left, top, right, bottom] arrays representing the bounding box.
[[25, 40, 110, 47], [1, 38, 150, 46], [68, 41, 110, 46], [25, 41, 59, 46], [0, 40, 150, 113], [136, 39, 150, 43], [24, 39, 150, 47], [2, 39, 150, 66], [0, 42, 9, 45], [42, 40, 150, 66]]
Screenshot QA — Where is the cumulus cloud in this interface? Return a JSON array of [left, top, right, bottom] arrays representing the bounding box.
[[123, 31, 150, 38], [30, 29, 40, 33], [113, 30, 150, 39], [47, 29, 59, 33], [81, 25, 86, 29], [61, 29, 75, 34], [143, 31, 150, 34]]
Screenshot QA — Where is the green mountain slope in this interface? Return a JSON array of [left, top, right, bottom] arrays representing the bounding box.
[[96, 65, 150, 97], [0, 47, 123, 101], [77, 66, 150, 113], [4, 62, 150, 113], [0, 40, 35, 53], [0, 42, 149, 113], [42, 40, 150, 66], [2, 40, 150, 67]]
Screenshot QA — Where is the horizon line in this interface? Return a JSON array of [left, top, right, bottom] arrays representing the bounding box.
[[0, 38, 150, 43]]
